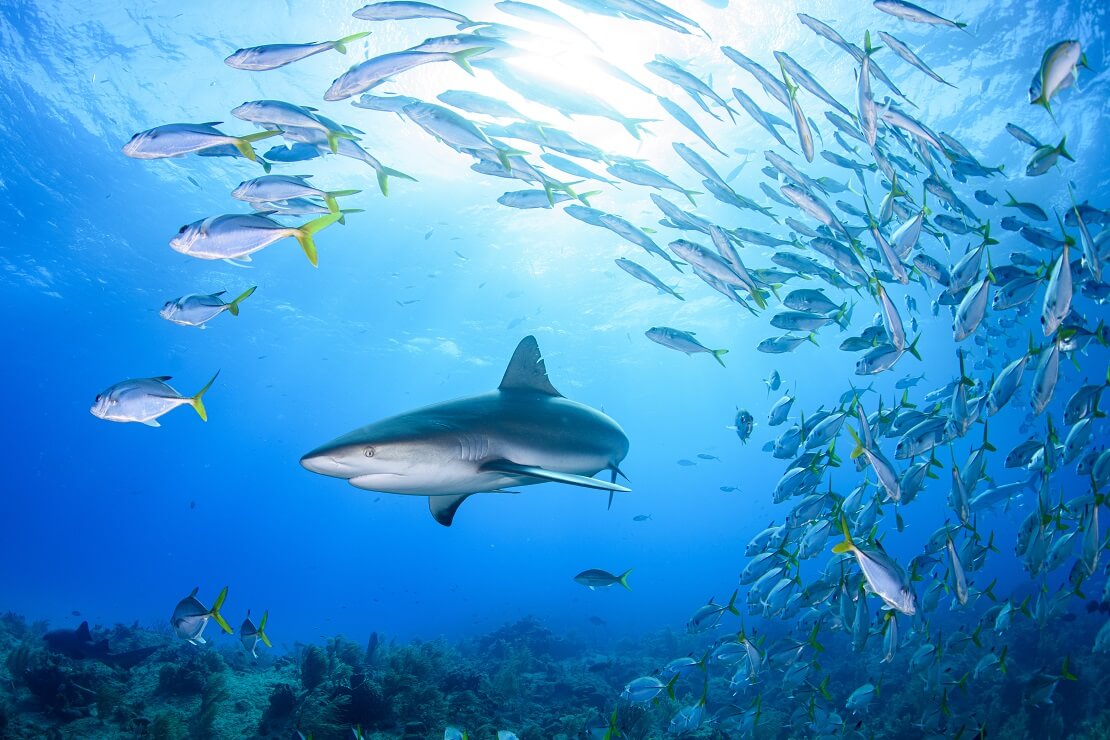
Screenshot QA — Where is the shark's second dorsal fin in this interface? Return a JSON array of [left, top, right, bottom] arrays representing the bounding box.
[[499, 335, 562, 397]]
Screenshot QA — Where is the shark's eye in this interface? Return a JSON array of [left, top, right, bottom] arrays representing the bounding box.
[[364, 447, 375, 458]]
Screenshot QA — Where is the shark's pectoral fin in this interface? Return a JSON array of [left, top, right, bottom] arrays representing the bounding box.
[[480, 460, 632, 492], [429, 493, 474, 527]]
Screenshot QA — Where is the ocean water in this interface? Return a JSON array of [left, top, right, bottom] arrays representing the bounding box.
[[0, 0, 1108, 737]]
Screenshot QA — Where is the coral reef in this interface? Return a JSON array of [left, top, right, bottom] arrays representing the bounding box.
[[1, 608, 1109, 738]]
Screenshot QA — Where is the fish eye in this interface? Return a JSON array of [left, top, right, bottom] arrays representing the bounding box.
[[177, 225, 187, 234], [364, 447, 375, 458]]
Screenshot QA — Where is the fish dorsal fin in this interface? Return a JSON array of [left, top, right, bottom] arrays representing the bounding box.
[[76, 621, 91, 641], [498, 335, 562, 397]]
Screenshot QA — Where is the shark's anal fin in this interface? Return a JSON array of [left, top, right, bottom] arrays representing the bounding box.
[[480, 460, 632, 492], [498, 335, 563, 397], [429, 493, 474, 527]]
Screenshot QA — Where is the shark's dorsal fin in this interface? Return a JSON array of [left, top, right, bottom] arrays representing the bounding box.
[[76, 621, 91, 642], [499, 335, 562, 397], [429, 493, 473, 527]]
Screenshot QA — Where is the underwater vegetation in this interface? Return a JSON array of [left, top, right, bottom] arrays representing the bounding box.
[[5, 607, 1110, 738]]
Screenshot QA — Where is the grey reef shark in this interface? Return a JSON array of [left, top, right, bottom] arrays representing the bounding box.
[[301, 335, 630, 525]]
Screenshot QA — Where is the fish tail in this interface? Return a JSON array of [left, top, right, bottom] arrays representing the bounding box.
[[258, 610, 273, 648], [210, 586, 233, 634], [621, 117, 657, 140], [863, 31, 882, 56], [337, 208, 364, 226], [375, 166, 418, 197], [323, 189, 361, 213], [326, 129, 359, 154], [682, 188, 701, 207], [294, 213, 343, 267], [906, 334, 922, 361], [998, 645, 1008, 674], [831, 515, 854, 554], [618, 568, 633, 592], [227, 285, 257, 317], [846, 425, 866, 460], [725, 589, 740, 615], [232, 130, 280, 162], [576, 190, 602, 207], [712, 348, 729, 367], [806, 332, 819, 347], [1057, 135, 1074, 162], [494, 147, 528, 172], [331, 31, 370, 54], [190, 370, 220, 422], [1062, 656, 1078, 681], [807, 623, 824, 652], [450, 47, 491, 75]]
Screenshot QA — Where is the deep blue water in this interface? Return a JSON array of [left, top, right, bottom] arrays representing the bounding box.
[[1, 0, 1109, 736]]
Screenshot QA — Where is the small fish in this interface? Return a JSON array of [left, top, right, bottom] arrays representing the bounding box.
[[574, 568, 632, 591], [645, 327, 728, 367], [1026, 136, 1074, 177], [232, 175, 360, 213], [225, 32, 370, 71], [873, 0, 967, 29], [1030, 40, 1085, 114], [632, 514, 652, 522], [832, 519, 916, 615], [621, 675, 670, 702], [352, 1, 473, 24], [730, 409, 755, 443], [324, 48, 488, 101], [171, 587, 233, 645], [615, 258, 683, 301], [122, 123, 278, 163], [160, 287, 256, 328], [768, 392, 795, 426], [170, 213, 342, 267], [239, 610, 272, 658], [91, 372, 219, 427], [687, 591, 740, 633], [231, 99, 356, 153], [876, 31, 955, 87], [758, 334, 818, 354]]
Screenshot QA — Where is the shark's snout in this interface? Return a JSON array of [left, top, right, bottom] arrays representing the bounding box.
[[300, 448, 352, 477]]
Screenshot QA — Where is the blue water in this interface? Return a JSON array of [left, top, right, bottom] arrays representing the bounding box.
[[1, 0, 1108, 736]]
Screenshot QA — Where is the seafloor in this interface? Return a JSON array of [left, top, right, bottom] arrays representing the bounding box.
[[4, 609, 1110, 738]]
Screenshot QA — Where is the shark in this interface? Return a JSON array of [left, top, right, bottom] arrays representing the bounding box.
[[300, 335, 631, 526], [43, 621, 159, 668]]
